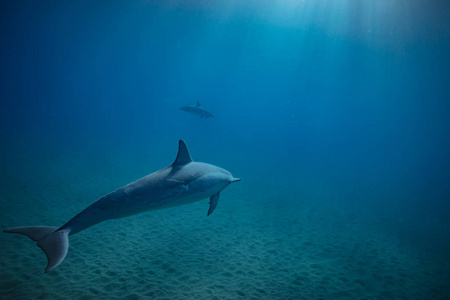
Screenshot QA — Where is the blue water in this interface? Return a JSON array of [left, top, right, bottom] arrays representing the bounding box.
[[1, 1, 449, 299]]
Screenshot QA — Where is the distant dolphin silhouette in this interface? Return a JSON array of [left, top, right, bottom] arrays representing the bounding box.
[[4, 140, 240, 273], [180, 101, 214, 119]]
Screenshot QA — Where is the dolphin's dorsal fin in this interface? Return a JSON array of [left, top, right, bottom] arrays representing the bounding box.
[[196, 101, 201, 107], [173, 140, 193, 166]]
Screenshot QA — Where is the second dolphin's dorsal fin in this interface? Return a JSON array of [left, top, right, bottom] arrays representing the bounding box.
[[196, 101, 201, 107], [173, 140, 193, 166]]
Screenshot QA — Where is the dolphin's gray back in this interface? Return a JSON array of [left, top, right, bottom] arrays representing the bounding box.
[[58, 161, 229, 235], [59, 167, 175, 234]]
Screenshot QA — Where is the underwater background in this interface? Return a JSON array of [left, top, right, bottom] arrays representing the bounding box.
[[1, 0, 449, 299]]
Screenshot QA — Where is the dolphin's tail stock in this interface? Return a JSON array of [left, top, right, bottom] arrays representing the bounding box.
[[4, 226, 69, 273]]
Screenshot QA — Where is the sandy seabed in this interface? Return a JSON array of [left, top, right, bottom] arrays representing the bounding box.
[[1, 155, 449, 299]]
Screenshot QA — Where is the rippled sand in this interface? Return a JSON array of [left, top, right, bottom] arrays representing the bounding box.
[[1, 158, 449, 299]]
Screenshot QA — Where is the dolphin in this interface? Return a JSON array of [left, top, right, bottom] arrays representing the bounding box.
[[4, 140, 240, 273], [180, 101, 214, 119]]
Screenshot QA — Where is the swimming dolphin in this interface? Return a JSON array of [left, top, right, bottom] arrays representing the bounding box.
[[4, 140, 240, 273], [180, 101, 214, 119]]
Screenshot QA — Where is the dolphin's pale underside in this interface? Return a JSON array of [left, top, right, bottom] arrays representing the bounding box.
[[4, 140, 240, 272]]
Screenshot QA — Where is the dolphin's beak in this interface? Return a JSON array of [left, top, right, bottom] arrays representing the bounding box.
[[231, 178, 241, 183]]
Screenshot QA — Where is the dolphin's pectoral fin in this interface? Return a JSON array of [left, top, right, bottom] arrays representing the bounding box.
[[207, 192, 220, 216]]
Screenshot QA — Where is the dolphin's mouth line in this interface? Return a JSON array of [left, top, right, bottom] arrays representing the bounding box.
[[231, 178, 241, 183]]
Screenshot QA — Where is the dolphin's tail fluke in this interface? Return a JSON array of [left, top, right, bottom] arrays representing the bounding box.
[[4, 226, 69, 273]]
